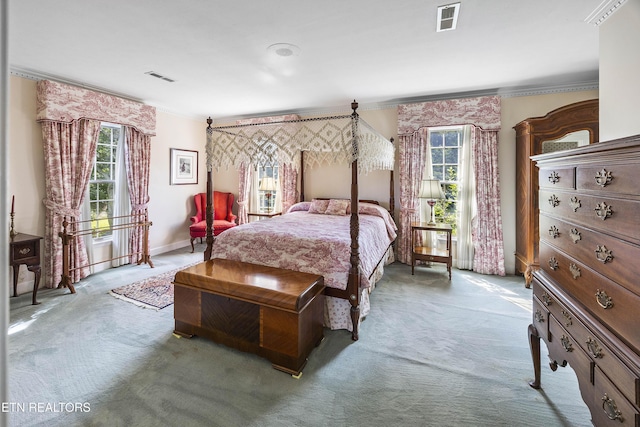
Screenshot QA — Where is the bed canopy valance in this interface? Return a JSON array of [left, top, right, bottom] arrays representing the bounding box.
[[205, 104, 394, 173]]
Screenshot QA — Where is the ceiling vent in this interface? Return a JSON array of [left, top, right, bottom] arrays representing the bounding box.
[[145, 71, 175, 83], [437, 3, 460, 32]]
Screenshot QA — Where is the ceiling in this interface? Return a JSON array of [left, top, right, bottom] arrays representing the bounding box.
[[9, 0, 603, 121]]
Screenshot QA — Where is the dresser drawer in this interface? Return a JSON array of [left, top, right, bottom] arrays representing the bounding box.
[[540, 242, 640, 355], [539, 214, 640, 296], [577, 163, 640, 196], [532, 294, 550, 342], [547, 315, 593, 384], [545, 293, 640, 407], [591, 366, 640, 427], [539, 166, 575, 190], [539, 190, 640, 244]]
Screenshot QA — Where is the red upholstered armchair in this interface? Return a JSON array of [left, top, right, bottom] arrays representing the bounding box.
[[189, 191, 237, 252]]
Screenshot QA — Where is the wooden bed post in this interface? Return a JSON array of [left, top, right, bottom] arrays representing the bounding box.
[[300, 150, 305, 202], [349, 100, 361, 341], [204, 117, 214, 261], [389, 138, 395, 219]]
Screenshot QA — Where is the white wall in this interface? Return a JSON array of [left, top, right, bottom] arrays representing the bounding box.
[[599, 0, 640, 140]]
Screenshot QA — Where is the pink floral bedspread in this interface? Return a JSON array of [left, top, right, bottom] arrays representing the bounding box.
[[211, 203, 397, 291]]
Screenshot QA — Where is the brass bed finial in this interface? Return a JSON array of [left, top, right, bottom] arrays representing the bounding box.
[[206, 117, 213, 128], [351, 99, 358, 114]]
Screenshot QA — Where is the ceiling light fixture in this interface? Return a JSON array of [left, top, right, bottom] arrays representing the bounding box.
[[267, 43, 301, 58], [437, 2, 461, 32]]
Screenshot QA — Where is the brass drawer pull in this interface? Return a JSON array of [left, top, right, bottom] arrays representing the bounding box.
[[595, 245, 613, 264], [561, 310, 572, 327], [18, 248, 32, 255], [548, 225, 559, 238], [549, 171, 560, 184], [569, 196, 581, 212], [596, 289, 614, 309], [569, 263, 581, 280], [534, 309, 545, 323], [595, 168, 613, 188], [569, 228, 581, 244], [548, 257, 558, 271], [594, 202, 612, 220], [601, 394, 623, 422], [560, 335, 573, 352], [548, 194, 560, 207], [586, 337, 603, 359]]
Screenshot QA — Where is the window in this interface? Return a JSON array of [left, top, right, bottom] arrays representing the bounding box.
[[88, 124, 121, 238], [257, 166, 279, 213], [429, 126, 463, 234]]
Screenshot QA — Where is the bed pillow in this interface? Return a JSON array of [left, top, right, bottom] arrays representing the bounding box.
[[308, 199, 330, 214], [286, 201, 311, 213], [325, 199, 349, 216]]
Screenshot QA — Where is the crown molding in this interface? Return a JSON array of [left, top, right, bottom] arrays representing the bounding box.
[[215, 82, 599, 122], [11, 66, 598, 123], [10, 66, 205, 120], [585, 0, 628, 26]]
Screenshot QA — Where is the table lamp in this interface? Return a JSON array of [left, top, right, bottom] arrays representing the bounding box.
[[419, 178, 445, 225]]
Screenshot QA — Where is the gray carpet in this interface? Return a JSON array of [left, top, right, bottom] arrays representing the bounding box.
[[7, 245, 592, 426]]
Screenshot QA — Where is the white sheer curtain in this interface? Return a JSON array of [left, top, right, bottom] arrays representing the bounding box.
[[111, 129, 130, 267], [419, 128, 436, 249], [237, 162, 252, 225], [456, 125, 475, 270], [80, 189, 94, 274]]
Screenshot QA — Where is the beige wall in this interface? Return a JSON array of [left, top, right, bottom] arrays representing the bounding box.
[[599, 0, 640, 140], [8, 73, 601, 293], [8, 75, 207, 293]]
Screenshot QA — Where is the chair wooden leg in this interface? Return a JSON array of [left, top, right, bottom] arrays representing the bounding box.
[[190, 238, 195, 253]]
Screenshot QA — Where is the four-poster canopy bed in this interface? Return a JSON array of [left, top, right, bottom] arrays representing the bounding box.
[[202, 102, 396, 340]]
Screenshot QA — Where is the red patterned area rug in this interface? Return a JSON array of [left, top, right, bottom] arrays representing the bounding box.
[[109, 262, 200, 310]]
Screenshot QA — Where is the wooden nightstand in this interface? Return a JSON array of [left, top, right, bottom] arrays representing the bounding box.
[[10, 233, 43, 305], [411, 222, 452, 279], [247, 212, 282, 221]]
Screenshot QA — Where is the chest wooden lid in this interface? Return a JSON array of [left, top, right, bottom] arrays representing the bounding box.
[[173, 258, 324, 312]]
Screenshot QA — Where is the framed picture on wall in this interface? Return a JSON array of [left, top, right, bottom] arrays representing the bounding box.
[[170, 148, 198, 185]]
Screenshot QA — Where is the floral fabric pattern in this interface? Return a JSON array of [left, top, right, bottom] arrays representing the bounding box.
[[36, 80, 156, 136], [211, 207, 396, 331], [397, 96, 505, 275], [472, 127, 505, 275], [124, 127, 151, 264], [398, 96, 501, 134], [41, 119, 100, 287]]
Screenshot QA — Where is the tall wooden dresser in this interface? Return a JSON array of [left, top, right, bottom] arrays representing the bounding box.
[[514, 99, 599, 286], [528, 135, 640, 426]]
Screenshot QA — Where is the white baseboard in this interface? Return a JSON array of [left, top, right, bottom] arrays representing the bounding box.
[[150, 239, 192, 256]]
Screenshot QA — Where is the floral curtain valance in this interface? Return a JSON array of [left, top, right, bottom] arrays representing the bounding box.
[[36, 80, 156, 136], [398, 95, 501, 135]]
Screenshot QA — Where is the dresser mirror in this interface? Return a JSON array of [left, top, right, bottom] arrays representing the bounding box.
[[542, 130, 591, 153]]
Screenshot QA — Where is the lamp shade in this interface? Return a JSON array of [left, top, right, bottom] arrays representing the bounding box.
[[259, 177, 277, 192], [418, 179, 445, 200]]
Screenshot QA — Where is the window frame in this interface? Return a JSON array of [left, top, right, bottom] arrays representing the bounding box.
[[88, 122, 122, 241], [427, 125, 463, 235]]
